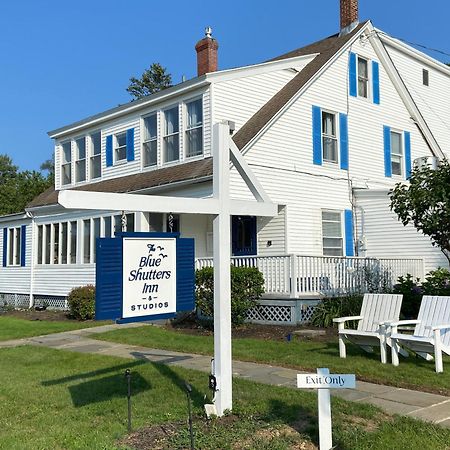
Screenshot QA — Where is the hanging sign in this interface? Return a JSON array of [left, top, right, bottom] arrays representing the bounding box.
[[95, 232, 195, 323]]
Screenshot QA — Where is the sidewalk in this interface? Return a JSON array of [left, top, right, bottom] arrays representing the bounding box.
[[2, 323, 450, 428]]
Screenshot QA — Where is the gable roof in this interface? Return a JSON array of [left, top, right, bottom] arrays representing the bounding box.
[[233, 22, 368, 150], [29, 23, 368, 210]]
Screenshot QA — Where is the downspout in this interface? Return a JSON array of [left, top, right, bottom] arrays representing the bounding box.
[[26, 211, 35, 308]]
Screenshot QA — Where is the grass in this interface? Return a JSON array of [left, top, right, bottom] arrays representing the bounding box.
[[0, 316, 106, 341], [1, 345, 449, 449], [96, 325, 450, 395]]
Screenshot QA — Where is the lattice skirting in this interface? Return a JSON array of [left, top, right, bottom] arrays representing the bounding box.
[[0, 293, 68, 310]]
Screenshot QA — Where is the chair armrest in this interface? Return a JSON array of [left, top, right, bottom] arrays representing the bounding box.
[[386, 320, 421, 327], [426, 324, 450, 331], [333, 316, 363, 323]]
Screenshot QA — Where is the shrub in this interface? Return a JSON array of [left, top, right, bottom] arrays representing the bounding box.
[[311, 294, 364, 329], [393, 274, 422, 319], [195, 266, 265, 327], [422, 268, 450, 296], [67, 285, 95, 320]]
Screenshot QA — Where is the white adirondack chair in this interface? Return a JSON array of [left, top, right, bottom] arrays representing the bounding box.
[[389, 296, 450, 373], [333, 293, 403, 364]]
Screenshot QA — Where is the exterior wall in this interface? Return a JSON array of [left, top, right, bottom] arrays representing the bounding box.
[[257, 206, 286, 256], [385, 41, 450, 158], [0, 217, 32, 295], [54, 87, 211, 191], [354, 190, 448, 275]]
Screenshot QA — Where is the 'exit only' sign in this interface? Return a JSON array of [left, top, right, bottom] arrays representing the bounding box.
[[297, 373, 355, 389]]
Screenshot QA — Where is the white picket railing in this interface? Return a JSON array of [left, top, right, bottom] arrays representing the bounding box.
[[195, 254, 424, 297]]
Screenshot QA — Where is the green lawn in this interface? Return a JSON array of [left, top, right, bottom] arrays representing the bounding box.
[[0, 316, 106, 341], [96, 325, 450, 396], [1, 346, 449, 449]]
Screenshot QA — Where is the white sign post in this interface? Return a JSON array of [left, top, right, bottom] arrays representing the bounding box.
[[297, 368, 356, 450]]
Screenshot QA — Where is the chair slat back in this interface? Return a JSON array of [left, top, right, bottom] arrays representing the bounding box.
[[358, 293, 403, 332], [415, 296, 450, 347]]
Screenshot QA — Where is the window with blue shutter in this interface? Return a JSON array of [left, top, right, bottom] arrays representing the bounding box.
[[20, 225, 26, 267], [383, 125, 392, 177], [2, 228, 7, 267], [312, 106, 322, 165], [339, 113, 349, 170], [126, 128, 135, 162], [344, 209, 354, 257], [349, 52, 357, 97], [404, 131, 412, 179], [106, 135, 113, 167], [372, 61, 380, 105]]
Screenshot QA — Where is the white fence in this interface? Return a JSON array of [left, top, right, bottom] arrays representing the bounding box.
[[195, 254, 424, 298]]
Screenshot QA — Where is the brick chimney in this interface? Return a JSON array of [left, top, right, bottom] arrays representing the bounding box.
[[195, 27, 219, 76], [340, 0, 359, 34]]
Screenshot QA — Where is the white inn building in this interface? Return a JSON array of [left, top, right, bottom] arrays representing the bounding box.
[[1, 0, 449, 314]]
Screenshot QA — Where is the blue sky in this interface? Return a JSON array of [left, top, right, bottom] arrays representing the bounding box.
[[1, 0, 449, 172]]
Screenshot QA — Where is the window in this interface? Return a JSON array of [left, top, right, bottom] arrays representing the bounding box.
[[163, 106, 179, 162], [37, 225, 43, 264], [103, 216, 112, 238], [92, 218, 100, 263], [70, 221, 77, 264], [61, 222, 68, 264], [90, 132, 101, 179], [391, 131, 403, 176], [186, 99, 203, 157], [357, 56, 369, 98], [61, 141, 72, 185], [8, 228, 21, 265], [115, 132, 127, 162], [322, 211, 343, 256], [52, 223, 59, 263], [423, 69, 429, 86], [75, 137, 86, 182], [83, 219, 91, 263], [44, 224, 51, 264], [322, 112, 338, 163], [143, 115, 157, 167]]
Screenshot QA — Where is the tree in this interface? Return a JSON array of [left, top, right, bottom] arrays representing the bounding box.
[[40, 154, 55, 183], [126, 63, 172, 99], [390, 159, 450, 264], [0, 154, 53, 216]]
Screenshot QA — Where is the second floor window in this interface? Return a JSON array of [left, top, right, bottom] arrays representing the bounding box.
[[75, 137, 86, 182], [186, 99, 203, 157], [143, 115, 157, 167], [358, 57, 369, 98], [163, 106, 179, 163], [61, 141, 72, 185], [115, 132, 127, 162], [391, 131, 403, 176], [90, 132, 101, 179], [322, 112, 338, 163]]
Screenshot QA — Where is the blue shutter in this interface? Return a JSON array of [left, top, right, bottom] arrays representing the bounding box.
[[95, 237, 123, 320], [2, 228, 7, 267], [126, 128, 135, 162], [372, 60, 380, 105], [106, 135, 113, 167], [404, 131, 412, 179], [312, 105, 322, 165], [344, 210, 354, 257], [20, 225, 26, 267], [383, 125, 392, 177], [339, 113, 349, 170], [349, 52, 357, 97], [176, 237, 195, 312]]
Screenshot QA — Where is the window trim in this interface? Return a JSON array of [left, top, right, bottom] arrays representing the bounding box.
[[61, 140, 72, 186], [357, 55, 370, 99], [185, 96, 204, 158], [114, 131, 128, 164], [7, 227, 21, 266], [142, 113, 158, 168], [321, 110, 339, 165], [390, 129, 404, 177], [74, 136, 87, 183], [321, 210, 344, 257], [162, 105, 180, 164], [89, 131, 102, 180]]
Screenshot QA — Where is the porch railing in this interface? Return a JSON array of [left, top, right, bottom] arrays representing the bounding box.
[[195, 254, 424, 297]]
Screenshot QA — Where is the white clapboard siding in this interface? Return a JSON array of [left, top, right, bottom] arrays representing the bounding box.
[[354, 190, 447, 274], [385, 42, 450, 160], [257, 207, 286, 256]]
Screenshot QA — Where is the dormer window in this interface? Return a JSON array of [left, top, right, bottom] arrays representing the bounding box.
[[357, 56, 369, 98], [163, 106, 179, 163], [143, 114, 157, 167], [115, 132, 127, 162], [61, 141, 72, 185], [75, 137, 86, 182], [90, 132, 101, 179], [186, 98, 203, 157]]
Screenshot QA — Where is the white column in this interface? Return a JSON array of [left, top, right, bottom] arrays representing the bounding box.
[[317, 368, 333, 450], [212, 122, 232, 416]]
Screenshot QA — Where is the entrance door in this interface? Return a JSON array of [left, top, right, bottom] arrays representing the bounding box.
[[231, 216, 257, 256]]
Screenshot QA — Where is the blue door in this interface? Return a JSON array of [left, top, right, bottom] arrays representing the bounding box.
[[232, 216, 257, 256]]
